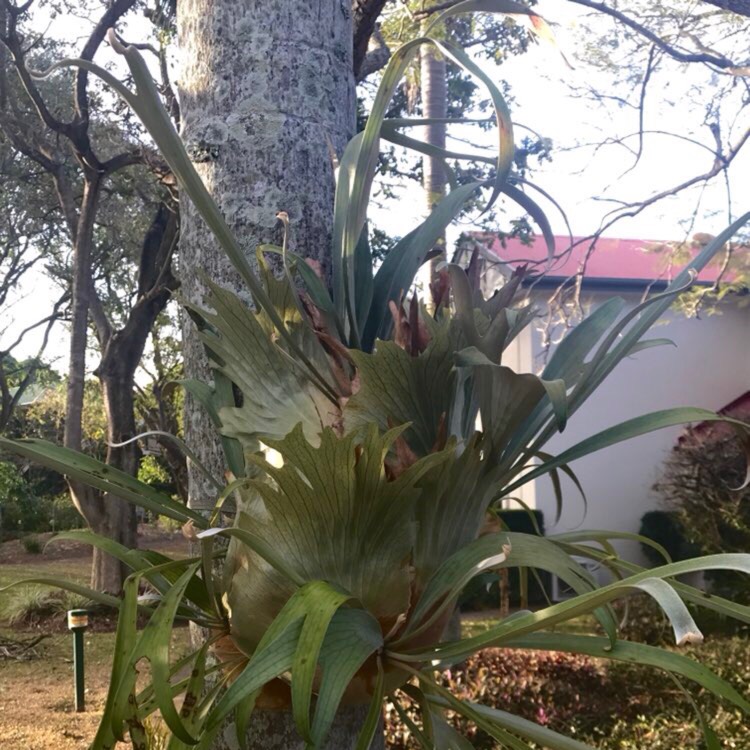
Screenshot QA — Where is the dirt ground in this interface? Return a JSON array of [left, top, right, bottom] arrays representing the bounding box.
[[0, 527, 191, 749]]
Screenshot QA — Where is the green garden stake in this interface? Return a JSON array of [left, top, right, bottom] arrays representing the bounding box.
[[67, 609, 88, 712]]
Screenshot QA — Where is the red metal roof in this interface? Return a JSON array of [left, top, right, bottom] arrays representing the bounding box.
[[481, 234, 728, 285], [684, 391, 750, 444]]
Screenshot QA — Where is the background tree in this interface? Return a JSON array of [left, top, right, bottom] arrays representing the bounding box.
[[0, 135, 67, 429], [0, 0, 179, 592], [527, 0, 750, 336]]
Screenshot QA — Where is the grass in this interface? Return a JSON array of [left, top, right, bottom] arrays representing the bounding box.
[[3, 543, 749, 749], [0, 531, 192, 750], [461, 610, 600, 638], [0, 557, 90, 621]]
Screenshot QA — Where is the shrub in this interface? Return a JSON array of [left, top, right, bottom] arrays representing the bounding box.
[[21, 535, 42, 554], [138, 454, 175, 496], [385, 647, 612, 749], [0, 488, 83, 538], [386, 637, 750, 749], [3, 586, 94, 627], [638, 510, 699, 566], [49, 493, 85, 532], [654, 418, 750, 602], [4, 586, 60, 626]]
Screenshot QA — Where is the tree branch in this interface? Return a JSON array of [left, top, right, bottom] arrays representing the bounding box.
[[356, 26, 391, 81], [352, 0, 392, 78], [701, 0, 750, 17], [0, 3, 70, 138], [74, 0, 137, 129], [568, 0, 741, 69]]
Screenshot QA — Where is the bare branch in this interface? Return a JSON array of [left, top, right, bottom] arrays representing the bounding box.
[[701, 0, 750, 17], [74, 0, 137, 129], [568, 0, 742, 69], [356, 26, 391, 81], [413, 0, 463, 20], [0, 6, 70, 138], [353, 0, 392, 78], [0, 292, 67, 356]]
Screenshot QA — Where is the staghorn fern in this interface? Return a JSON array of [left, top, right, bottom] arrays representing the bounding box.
[[2, 2, 750, 748]]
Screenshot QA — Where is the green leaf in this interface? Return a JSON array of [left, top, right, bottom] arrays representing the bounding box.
[[381, 123, 494, 165], [361, 182, 481, 351], [553, 541, 750, 626], [500, 183, 556, 260], [354, 657, 385, 750], [425, 0, 540, 34], [432, 38, 514, 210], [92, 571, 140, 748], [566, 212, 750, 419], [292, 584, 351, 743], [401, 532, 616, 648], [0, 576, 122, 612], [206, 581, 364, 734], [36, 48, 338, 401], [470, 360, 547, 456], [48, 530, 214, 617], [332, 131, 364, 328], [401, 684, 475, 750], [339, 38, 426, 308], [633, 577, 703, 645], [197, 526, 305, 589], [166, 642, 211, 750], [0, 436, 207, 528], [344, 323, 458, 455], [172, 378, 245, 478], [532, 451, 587, 525], [500, 408, 750, 497], [311, 608, 384, 746], [223, 425, 447, 653], [428, 694, 598, 750], [354, 225, 375, 336], [542, 297, 625, 383], [503, 632, 750, 715], [186, 281, 339, 447], [551, 529, 672, 563], [114, 562, 203, 745], [394, 554, 750, 664], [206, 618, 304, 731], [412, 673, 535, 750]]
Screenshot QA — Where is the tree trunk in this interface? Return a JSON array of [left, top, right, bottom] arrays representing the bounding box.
[[64, 173, 99, 456], [177, 1, 364, 746], [177, 0, 357, 514], [93, 369, 139, 593], [419, 21, 447, 283], [63, 172, 115, 583], [65, 199, 177, 594], [211, 706, 382, 750]]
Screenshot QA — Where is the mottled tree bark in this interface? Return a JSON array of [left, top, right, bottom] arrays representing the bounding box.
[[177, 2, 380, 747], [177, 0, 357, 511]]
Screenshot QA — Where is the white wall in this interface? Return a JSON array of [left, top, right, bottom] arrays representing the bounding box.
[[529, 291, 750, 566]]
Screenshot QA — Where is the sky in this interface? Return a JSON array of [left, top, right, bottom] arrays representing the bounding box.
[[4, 0, 749, 373]]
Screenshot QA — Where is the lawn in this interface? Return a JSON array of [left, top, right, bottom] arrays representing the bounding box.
[[0, 529, 192, 750], [2, 534, 750, 749]]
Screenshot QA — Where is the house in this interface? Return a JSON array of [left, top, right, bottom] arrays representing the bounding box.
[[477, 234, 750, 568]]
